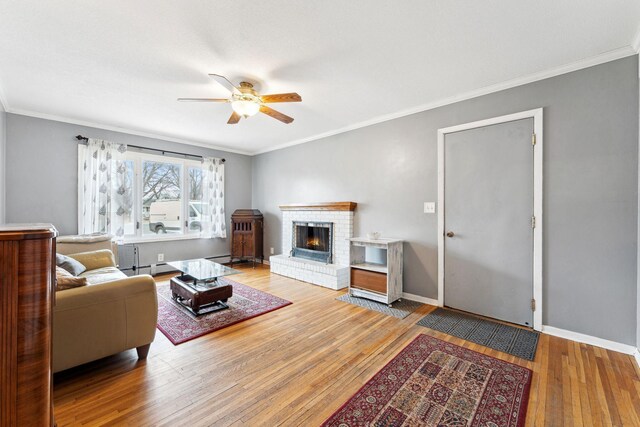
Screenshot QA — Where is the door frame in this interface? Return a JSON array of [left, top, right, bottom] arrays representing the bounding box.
[[437, 108, 543, 331]]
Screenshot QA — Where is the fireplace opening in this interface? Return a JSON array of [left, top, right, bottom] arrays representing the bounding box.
[[291, 221, 333, 263]]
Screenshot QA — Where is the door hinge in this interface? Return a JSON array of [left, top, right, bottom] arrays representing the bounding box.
[[531, 298, 536, 311], [531, 216, 536, 229], [532, 133, 537, 146]]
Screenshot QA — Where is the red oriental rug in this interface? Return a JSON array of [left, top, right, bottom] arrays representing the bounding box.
[[156, 278, 292, 345], [322, 334, 532, 427]]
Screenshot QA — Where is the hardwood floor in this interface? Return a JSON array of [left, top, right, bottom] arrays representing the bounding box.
[[53, 265, 640, 426]]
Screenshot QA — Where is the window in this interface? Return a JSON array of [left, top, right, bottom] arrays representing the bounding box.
[[122, 151, 204, 241], [142, 159, 182, 235], [79, 140, 225, 242], [188, 167, 204, 234]]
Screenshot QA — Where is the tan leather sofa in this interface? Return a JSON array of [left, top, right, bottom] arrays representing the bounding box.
[[53, 245, 158, 373]]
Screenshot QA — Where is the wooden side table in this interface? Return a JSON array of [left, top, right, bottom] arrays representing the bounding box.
[[349, 237, 404, 307]]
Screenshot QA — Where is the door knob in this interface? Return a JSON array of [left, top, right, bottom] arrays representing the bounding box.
[[446, 231, 455, 238]]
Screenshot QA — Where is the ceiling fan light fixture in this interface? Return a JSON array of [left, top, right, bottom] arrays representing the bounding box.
[[231, 99, 260, 117], [179, 74, 300, 124]]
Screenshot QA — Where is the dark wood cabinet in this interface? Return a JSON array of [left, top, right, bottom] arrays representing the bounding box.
[[0, 224, 57, 427], [230, 209, 263, 267]]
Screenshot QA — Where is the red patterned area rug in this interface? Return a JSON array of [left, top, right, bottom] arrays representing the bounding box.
[[322, 334, 532, 427], [156, 278, 292, 345]]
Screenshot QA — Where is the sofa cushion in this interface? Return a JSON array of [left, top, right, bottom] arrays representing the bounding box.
[[56, 253, 87, 276], [80, 266, 128, 285], [68, 249, 117, 271], [56, 266, 88, 291]]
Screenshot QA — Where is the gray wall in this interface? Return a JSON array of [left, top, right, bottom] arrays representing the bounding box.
[[5, 114, 252, 271], [253, 55, 639, 345]]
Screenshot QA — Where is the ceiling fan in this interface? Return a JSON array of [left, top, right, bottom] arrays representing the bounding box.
[[178, 74, 302, 124]]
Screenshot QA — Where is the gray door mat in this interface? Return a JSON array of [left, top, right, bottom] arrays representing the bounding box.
[[336, 294, 423, 319], [416, 307, 539, 361]]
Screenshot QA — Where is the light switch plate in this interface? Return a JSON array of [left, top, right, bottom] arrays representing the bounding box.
[[424, 202, 436, 214]]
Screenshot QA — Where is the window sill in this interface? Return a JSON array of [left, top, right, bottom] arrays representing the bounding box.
[[121, 234, 205, 245]]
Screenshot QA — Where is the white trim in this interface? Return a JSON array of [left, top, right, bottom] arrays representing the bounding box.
[[5, 108, 252, 156], [402, 292, 439, 306], [634, 348, 640, 368], [0, 75, 8, 113], [437, 108, 544, 331], [253, 47, 635, 155], [542, 325, 636, 355]]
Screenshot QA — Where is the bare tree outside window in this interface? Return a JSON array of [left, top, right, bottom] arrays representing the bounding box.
[[142, 161, 181, 205], [189, 167, 203, 201], [142, 161, 182, 235]]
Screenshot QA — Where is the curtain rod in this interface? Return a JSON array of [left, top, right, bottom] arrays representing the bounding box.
[[74, 135, 225, 162]]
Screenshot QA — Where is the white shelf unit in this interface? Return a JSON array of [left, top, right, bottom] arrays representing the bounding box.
[[349, 237, 403, 306]]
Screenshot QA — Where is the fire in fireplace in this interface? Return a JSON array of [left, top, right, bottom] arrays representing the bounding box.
[[291, 221, 333, 263]]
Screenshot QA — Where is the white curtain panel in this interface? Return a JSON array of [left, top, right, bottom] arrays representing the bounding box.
[[78, 138, 128, 240], [201, 157, 226, 238]]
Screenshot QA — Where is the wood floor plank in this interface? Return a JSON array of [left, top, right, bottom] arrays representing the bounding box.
[[52, 265, 640, 426]]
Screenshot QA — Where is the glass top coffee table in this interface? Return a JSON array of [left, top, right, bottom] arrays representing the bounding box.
[[167, 259, 242, 315]]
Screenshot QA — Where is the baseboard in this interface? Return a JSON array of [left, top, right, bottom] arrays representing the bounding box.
[[402, 292, 439, 306], [542, 325, 636, 355], [634, 348, 640, 369]]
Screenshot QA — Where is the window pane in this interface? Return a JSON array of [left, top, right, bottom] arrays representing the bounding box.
[[122, 160, 135, 236], [142, 160, 183, 235], [188, 167, 204, 233]]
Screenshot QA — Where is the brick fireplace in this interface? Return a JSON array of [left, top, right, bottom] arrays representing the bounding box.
[[270, 202, 356, 290]]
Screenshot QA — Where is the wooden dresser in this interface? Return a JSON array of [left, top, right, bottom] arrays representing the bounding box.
[[230, 209, 264, 267], [0, 224, 57, 427]]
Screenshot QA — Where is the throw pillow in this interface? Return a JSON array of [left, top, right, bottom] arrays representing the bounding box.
[[55, 266, 88, 291], [56, 253, 86, 276]]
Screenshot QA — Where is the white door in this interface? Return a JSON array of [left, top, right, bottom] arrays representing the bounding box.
[[443, 117, 535, 327]]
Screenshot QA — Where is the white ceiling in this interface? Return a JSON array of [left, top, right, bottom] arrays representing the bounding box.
[[0, 1, 639, 155]]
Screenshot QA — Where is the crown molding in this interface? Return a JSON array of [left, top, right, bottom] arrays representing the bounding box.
[[4, 108, 253, 156], [254, 46, 637, 155], [633, 24, 640, 53], [0, 78, 8, 113]]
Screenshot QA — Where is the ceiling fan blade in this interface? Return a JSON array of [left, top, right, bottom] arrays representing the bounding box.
[[227, 111, 241, 124], [260, 93, 302, 103], [260, 105, 294, 124], [177, 98, 229, 102], [209, 74, 240, 94]]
